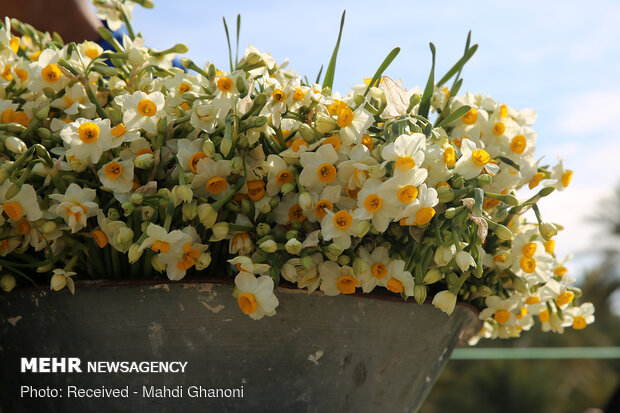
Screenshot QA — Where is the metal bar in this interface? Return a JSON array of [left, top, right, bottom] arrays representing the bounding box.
[[451, 347, 620, 360]]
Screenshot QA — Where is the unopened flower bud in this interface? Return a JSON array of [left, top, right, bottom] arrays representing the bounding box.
[[141, 206, 155, 220], [114, 227, 134, 252], [285, 238, 302, 255], [210, 222, 229, 241], [171, 184, 193, 206], [456, 250, 476, 272], [260, 203, 272, 214], [259, 239, 278, 253], [353, 257, 369, 275], [357, 220, 371, 237], [122, 202, 135, 216], [368, 165, 385, 179], [432, 290, 457, 315], [477, 174, 493, 186], [40, 221, 57, 234], [281, 182, 295, 195], [197, 203, 218, 228], [151, 255, 165, 272], [539, 222, 558, 241], [128, 244, 143, 263], [337, 255, 350, 266], [134, 153, 154, 169], [202, 139, 215, 157], [445, 207, 457, 219], [4, 184, 19, 200], [325, 243, 344, 261], [301, 255, 314, 269], [67, 154, 88, 172], [182, 201, 197, 220], [130, 193, 143, 205], [414, 285, 427, 304], [220, 137, 232, 157], [423, 268, 442, 284], [269, 197, 280, 209], [494, 223, 513, 241], [107, 208, 120, 220], [1, 274, 16, 292], [230, 156, 242, 173], [298, 123, 315, 141], [437, 186, 454, 203], [315, 113, 337, 133], [299, 191, 312, 210], [451, 175, 464, 189], [256, 223, 271, 237], [434, 244, 456, 266], [196, 252, 212, 270], [6, 137, 26, 154]]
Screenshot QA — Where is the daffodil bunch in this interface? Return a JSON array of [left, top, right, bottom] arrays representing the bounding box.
[[0, 0, 594, 340]]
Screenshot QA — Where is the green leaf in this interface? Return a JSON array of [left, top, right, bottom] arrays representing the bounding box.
[[315, 64, 324, 84], [235, 14, 241, 68], [435, 105, 471, 128], [362, 47, 400, 97], [322, 10, 346, 90], [436, 44, 478, 87], [449, 77, 463, 99], [498, 156, 521, 171], [418, 42, 436, 119], [222, 17, 234, 72]]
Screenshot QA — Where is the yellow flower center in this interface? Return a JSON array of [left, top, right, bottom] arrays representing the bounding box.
[[363, 194, 383, 212], [322, 136, 341, 151], [333, 210, 353, 229], [291, 138, 308, 153], [176, 242, 200, 270], [361, 135, 374, 150], [443, 146, 456, 166], [1, 109, 14, 124], [110, 123, 127, 138], [515, 306, 528, 320], [41, 64, 62, 83], [206, 176, 228, 194], [415, 207, 435, 226], [493, 253, 506, 263], [525, 296, 540, 305], [461, 107, 478, 124], [494, 309, 511, 324], [247, 180, 266, 201], [136, 148, 153, 156], [288, 204, 305, 222], [92, 230, 108, 248], [15, 68, 28, 81], [572, 316, 587, 330], [237, 292, 258, 314], [189, 152, 207, 173], [293, 88, 305, 101], [314, 200, 333, 220], [554, 266, 568, 276], [544, 239, 555, 254], [371, 262, 387, 280], [561, 170, 573, 188], [10, 36, 20, 53], [137, 98, 157, 117], [84, 48, 100, 59], [397, 185, 418, 204], [520, 256, 536, 273], [510, 135, 526, 154], [336, 275, 358, 294], [327, 100, 347, 116], [272, 88, 287, 102], [276, 170, 294, 186], [499, 104, 508, 118], [538, 309, 550, 323], [17, 219, 31, 235], [556, 291, 575, 307], [12, 111, 29, 126], [3, 201, 23, 220], [78, 122, 100, 143], [472, 149, 490, 166], [104, 161, 123, 179], [317, 163, 337, 183], [178, 83, 191, 94], [386, 278, 404, 294], [522, 242, 537, 258], [492, 122, 505, 136], [529, 172, 544, 189], [151, 240, 170, 254], [336, 106, 354, 128], [217, 76, 233, 92], [394, 156, 416, 171]]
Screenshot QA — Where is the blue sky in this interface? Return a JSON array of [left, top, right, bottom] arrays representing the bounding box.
[[131, 0, 620, 274]]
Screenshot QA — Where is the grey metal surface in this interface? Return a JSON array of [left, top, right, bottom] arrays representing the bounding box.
[[0, 281, 479, 412]]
